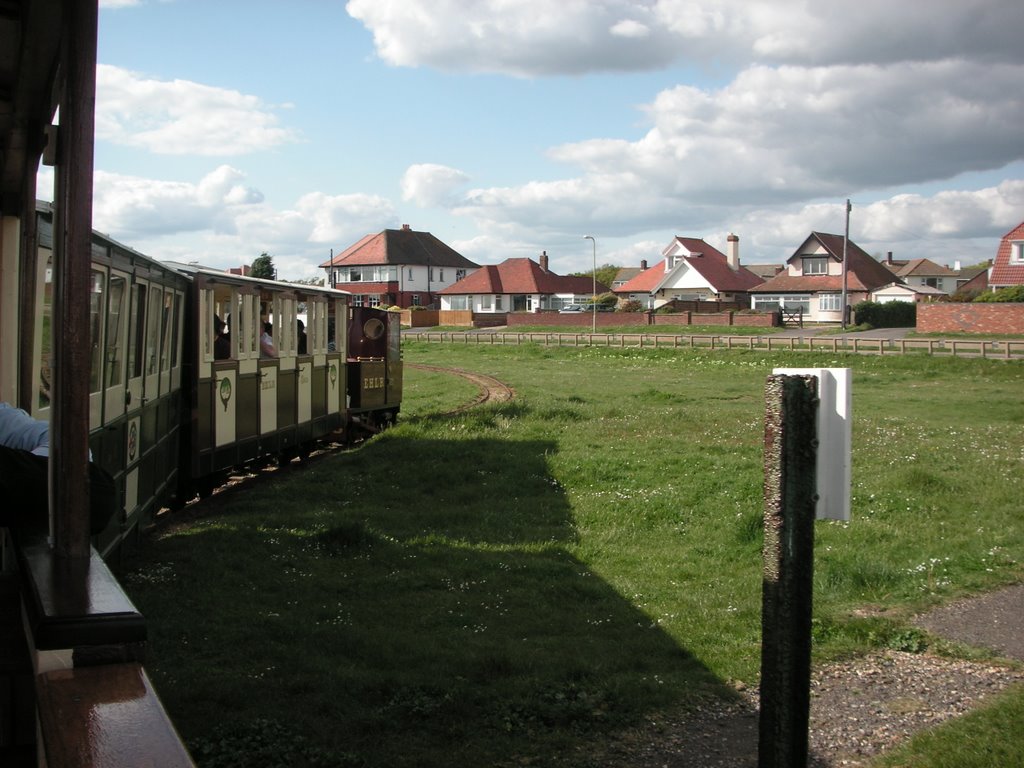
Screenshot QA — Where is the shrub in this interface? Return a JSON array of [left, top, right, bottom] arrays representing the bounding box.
[[620, 300, 644, 313], [852, 300, 916, 328], [974, 285, 1024, 303]]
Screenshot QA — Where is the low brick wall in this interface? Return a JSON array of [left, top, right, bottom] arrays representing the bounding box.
[[917, 303, 1024, 334], [652, 311, 779, 327], [506, 312, 648, 328]]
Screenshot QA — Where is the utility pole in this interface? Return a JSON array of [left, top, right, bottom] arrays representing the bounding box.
[[841, 199, 851, 329]]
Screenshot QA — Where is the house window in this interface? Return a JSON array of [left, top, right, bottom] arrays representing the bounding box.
[[801, 257, 828, 275], [495, 295, 503, 310], [1011, 242, 1024, 264], [449, 295, 469, 311], [368, 295, 381, 308], [408, 268, 414, 280], [782, 297, 811, 313], [412, 294, 421, 306], [455, 269, 466, 281], [819, 294, 842, 312], [753, 295, 783, 311], [480, 295, 492, 310], [439, 268, 445, 281], [352, 295, 363, 307], [430, 268, 435, 281]]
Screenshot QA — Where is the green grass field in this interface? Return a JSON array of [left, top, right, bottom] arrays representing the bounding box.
[[123, 342, 1024, 767]]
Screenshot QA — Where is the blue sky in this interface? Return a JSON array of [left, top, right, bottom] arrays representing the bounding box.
[[55, 0, 1024, 280]]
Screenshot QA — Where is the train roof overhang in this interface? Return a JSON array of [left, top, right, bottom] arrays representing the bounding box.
[[165, 261, 354, 298], [0, 0, 63, 215]]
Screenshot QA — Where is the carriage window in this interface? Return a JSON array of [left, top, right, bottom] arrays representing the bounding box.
[[146, 287, 163, 376], [160, 290, 175, 372], [90, 270, 105, 394], [129, 284, 145, 378], [106, 275, 127, 387]]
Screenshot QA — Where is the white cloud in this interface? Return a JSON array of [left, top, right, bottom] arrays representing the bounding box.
[[451, 59, 1024, 241], [89, 166, 396, 276], [347, 0, 1024, 76], [346, 0, 679, 76], [96, 64, 300, 156], [401, 164, 470, 207]]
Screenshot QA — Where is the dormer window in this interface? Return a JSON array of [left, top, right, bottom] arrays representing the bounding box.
[[801, 256, 828, 275], [1011, 241, 1024, 264]]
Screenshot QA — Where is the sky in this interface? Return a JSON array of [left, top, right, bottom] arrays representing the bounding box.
[[47, 0, 1024, 280]]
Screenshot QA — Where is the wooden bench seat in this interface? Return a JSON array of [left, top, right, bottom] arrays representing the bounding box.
[[36, 662, 194, 768]]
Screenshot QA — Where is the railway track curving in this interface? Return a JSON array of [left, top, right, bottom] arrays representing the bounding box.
[[406, 363, 514, 415]]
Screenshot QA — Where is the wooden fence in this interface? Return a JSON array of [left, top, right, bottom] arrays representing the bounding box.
[[405, 331, 1024, 359]]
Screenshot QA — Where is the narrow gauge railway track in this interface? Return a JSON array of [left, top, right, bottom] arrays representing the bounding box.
[[155, 365, 513, 525], [406, 363, 514, 415]]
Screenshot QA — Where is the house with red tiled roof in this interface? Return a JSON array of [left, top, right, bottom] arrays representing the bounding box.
[[989, 220, 1024, 291], [615, 234, 763, 308], [438, 252, 609, 312], [319, 224, 480, 308], [749, 232, 898, 322]]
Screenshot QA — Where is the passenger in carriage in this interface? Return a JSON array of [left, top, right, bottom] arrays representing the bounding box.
[[0, 402, 117, 536], [297, 319, 307, 355], [260, 322, 277, 358], [214, 315, 231, 360]]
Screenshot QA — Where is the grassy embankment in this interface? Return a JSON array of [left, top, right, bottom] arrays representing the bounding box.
[[123, 342, 1024, 767]]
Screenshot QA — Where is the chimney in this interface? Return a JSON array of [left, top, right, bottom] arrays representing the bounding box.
[[401, 224, 411, 231], [726, 233, 739, 270], [640, 259, 648, 270], [539, 250, 549, 272], [886, 251, 893, 264], [954, 259, 962, 271]]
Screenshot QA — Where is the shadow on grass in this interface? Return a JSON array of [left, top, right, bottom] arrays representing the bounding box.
[[129, 433, 766, 767]]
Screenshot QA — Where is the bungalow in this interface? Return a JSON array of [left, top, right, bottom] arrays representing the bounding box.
[[749, 232, 898, 322], [989, 220, 1024, 290], [615, 234, 763, 308], [438, 252, 609, 313], [320, 224, 480, 308], [872, 282, 948, 304]]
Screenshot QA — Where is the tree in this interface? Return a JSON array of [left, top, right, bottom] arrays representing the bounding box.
[[572, 263, 621, 291], [251, 252, 275, 279]]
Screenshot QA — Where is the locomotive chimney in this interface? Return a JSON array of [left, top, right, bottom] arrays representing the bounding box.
[[726, 233, 740, 270]]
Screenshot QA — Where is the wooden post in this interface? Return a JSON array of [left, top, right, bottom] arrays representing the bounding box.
[[51, 0, 99, 559], [759, 374, 818, 768]]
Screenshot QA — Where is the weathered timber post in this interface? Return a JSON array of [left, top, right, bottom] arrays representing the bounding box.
[[759, 374, 818, 768]]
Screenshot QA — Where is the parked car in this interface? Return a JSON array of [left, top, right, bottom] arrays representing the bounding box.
[[559, 304, 586, 313]]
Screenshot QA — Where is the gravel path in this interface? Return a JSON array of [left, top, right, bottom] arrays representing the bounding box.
[[589, 583, 1024, 767]]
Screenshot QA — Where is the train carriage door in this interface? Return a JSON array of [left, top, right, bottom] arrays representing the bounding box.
[[32, 249, 54, 418], [103, 270, 130, 421], [88, 267, 107, 428], [327, 297, 345, 415], [259, 292, 279, 435], [296, 297, 316, 425], [123, 277, 149, 520]]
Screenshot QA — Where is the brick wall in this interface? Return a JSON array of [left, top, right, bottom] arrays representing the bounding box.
[[506, 312, 648, 328], [917, 303, 1024, 334]]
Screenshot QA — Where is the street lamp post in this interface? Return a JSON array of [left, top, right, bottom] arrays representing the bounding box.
[[583, 235, 596, 334]]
